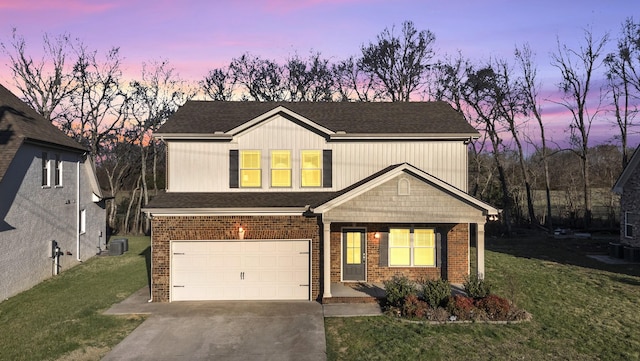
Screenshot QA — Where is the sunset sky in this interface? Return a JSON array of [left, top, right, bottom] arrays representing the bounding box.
[[0, 0, 636, 148]]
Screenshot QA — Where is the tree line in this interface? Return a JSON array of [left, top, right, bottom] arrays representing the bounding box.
[[1, 18, 638, 235]]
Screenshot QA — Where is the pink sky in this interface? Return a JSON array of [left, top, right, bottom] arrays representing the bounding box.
[[0, 0, 635, 149]]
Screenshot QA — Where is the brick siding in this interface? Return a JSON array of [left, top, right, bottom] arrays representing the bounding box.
[[150, 215, 320, 302], [329, 223, 469, 284]]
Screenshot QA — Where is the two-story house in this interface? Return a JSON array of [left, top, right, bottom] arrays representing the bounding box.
[[144, 101, 499, 302], [0, 84, 106, 301]]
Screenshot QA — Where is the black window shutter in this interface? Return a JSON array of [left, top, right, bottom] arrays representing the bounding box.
[[435, 231, 443, 268], [379, 231, 389, 267], [229, 150, 239, 188], [323, 149, 332, 188]]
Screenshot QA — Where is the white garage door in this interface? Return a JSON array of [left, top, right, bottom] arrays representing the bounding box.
[[171, 240, 310, 301]]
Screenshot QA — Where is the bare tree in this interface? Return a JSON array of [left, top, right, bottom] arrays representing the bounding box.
[[360, 20, 436, 101], [515, 43, 554, 230], [128, 60, 192, 233], [551, 29, 609, 228], [229, 53, 285, 101], [61, 45, 127, 157], [1, 29, 77, 122], [605, 17, 640, 167], [462, 65, 513, 234], [200, 67, 234, 101], [284, 52, 335, 101], [332, 56, 382, 101]]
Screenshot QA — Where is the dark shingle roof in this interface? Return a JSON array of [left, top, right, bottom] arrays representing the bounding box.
[[0, 84, 87, 182], [157, 101, 478, 135]]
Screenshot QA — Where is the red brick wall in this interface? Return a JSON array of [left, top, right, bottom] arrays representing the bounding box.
[[330, 223, 469, 284], [151, 215, 320, 302]]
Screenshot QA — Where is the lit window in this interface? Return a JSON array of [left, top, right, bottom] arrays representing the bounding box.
[[389, 228, 436, 267], [271, 150, 291, 187], [301, 150, 321, 187], [240, 150, 261, 187], [54, 154, 62, 186], [346, 231, 362, 264], [42, 152, 50, 187]]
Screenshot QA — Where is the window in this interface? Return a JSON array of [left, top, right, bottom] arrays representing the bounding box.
[[625, 211, 634, 238], [271, 150, 291, 187], [301, 150, 321, 187], [79, 209, 86, 234], [54, 154, 62, 186], [389, 228, 436, 267], [240, 150, 261, 187], [41, 152, 50, 187], [345, 231, 362, 264]]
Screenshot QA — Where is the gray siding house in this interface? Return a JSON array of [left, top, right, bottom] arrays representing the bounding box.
[[0, 84, 106, 301], [144, 101, 499, 303], [613, 146, 640, 250]]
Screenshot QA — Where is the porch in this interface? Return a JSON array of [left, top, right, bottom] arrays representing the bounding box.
[[322, 282, 386, 304]]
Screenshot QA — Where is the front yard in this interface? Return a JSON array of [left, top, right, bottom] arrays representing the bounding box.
[[2, 233, 639, 360], [0, 236, 150, 361], [326, 233, 640, 360]]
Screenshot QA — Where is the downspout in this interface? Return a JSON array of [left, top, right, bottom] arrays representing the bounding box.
[[76, 156, 81, 261], [148, 212, 153, 303]]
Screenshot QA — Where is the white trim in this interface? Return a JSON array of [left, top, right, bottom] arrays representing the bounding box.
[[329, 133, 479, 140], [387, 227, 436, 268], [624, 211, 634, 238], [143, 207, 308, 216]]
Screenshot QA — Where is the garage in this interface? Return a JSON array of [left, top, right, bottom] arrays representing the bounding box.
[[170, 239, 310, 301]]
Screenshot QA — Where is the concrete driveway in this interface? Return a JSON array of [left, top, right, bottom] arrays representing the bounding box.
[[102, 288, 326, 361]]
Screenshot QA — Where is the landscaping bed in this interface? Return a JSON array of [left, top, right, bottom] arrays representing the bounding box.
[[382, 275, 531, 323]]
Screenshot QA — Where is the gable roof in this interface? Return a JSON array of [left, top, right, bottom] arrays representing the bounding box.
[[613, 145, 640, 194], [0, 84, 87, 182], [143, 163, 498, 217], [156, 101, 479, 139]]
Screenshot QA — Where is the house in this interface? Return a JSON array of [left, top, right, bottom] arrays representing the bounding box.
[[612, 146, 640, 258], [143, 101, 499, 302], [0, 84, 106, 301]]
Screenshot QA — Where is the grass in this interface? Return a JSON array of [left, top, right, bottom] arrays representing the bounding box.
[[0, 236, 150, 361], [325, 232, 640, 360]]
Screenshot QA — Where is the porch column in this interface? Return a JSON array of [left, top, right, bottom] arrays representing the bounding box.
[[323, 221, 332, 299], [476, 221, 486, 279]]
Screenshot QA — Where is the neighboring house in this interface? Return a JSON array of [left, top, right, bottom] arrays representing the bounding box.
[[0, 84, 106, 301], [613, 146, 640, 248], [144, 101, 499, 302]]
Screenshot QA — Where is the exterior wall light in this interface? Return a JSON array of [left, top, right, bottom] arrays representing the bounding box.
[[238, 226, 245, 240], [374, 232, 380, 239]]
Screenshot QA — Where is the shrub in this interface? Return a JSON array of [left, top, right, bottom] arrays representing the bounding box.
[[383, 274, 417, 308], [446, 295, 477, 320], [463, 274, 491, 299], [475, 294, 511, 320], [402, 294, 430, 319], [420, 278, 451, 308]]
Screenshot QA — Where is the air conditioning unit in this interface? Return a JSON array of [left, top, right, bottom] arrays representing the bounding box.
[[112, 238, 129, 252], [109, 239, 125, 256]]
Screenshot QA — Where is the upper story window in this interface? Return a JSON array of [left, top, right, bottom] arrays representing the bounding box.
[[240, 150, 261, 188], [54, 154, 62, 187], [42, 152, 50, 187], [301, 150, 322, 187], [389, 228, 436, 267], [271, 150, 291, 187], [625, 211, 634, 238]]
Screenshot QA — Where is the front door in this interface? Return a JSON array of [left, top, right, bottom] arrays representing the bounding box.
[[342, 229, 366, 281]]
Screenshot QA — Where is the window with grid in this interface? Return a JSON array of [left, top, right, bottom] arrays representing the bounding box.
[[625, 211, 634, 238], [301, 150, 322, 187], [240, 150, 261, 187], [54, 154, 62, 186], [42, 152, 50, 187], [271, 150, 291, 187], [389, 228, 435, 267]]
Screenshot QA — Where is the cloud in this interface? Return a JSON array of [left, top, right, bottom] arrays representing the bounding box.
[[0, 0, 119, 13]]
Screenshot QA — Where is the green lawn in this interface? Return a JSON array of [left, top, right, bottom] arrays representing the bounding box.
[[326, 233, 640, 361], [0, 236, 150, 361]]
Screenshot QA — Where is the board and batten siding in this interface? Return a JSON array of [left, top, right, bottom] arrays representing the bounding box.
[[166, 114, 469, 192]]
